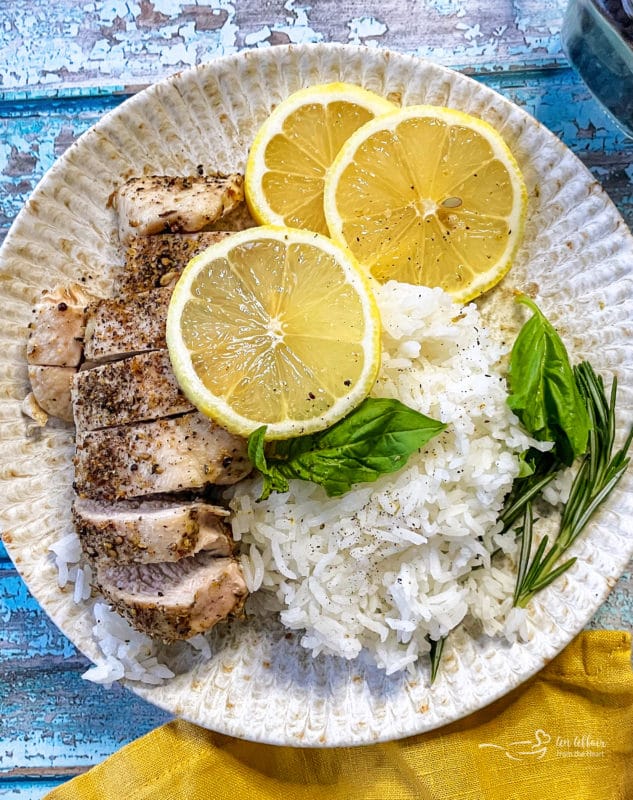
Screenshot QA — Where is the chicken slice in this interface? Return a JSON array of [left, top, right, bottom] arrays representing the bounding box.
[[73, 497, 233, 565], [94, 552, 248, 641], [114, 174, 245, 244], [74, 412, 251, 501], [28, 365, 75, 422], [24, 283, 99, 424], [119, 231, 231, 295], [27, 283, 96, 367], [83, 287, 170, 364], [72, 350, 193, 432]]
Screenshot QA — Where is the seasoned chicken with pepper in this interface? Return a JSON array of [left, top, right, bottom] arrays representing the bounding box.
[[83, 288, 171, 364], [72, 350, 193, 433], [25, 283, 98, 422], [95, 553, 248, 642], [25, 175, 255, 643], [74, 412, 251, 501], [73, 498, 234, 565], [119, 231, 231, 294], [113, 174, 245, 243]]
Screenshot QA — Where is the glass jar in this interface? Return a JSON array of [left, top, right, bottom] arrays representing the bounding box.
[[562, 0, 633, 137]]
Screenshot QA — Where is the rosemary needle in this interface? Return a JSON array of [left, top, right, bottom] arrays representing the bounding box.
[[513, 362, 633, 608], [428, 635, 447, 684]]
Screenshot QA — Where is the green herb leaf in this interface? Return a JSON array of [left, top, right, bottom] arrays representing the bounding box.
[[428, 635, 447, 684], [247, 398, 447, 499], [247, 426, 290, 501], [500, 449, 559, 532], [512, 361, 632, 608], [516, 451, 536, 478], [507, 295, 590, 466]]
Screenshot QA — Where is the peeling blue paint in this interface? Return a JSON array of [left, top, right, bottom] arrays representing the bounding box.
[[0, 780, 69, 799], [426, 0, 467, 16], [1, 573, 78, 660], [0, 95, 125, 236], [0, 0, 575, 93], [347, 16, 388, 46], [0, 668, 170, 771], [246, 0, 324, 47], [0, 1, 241, 88]]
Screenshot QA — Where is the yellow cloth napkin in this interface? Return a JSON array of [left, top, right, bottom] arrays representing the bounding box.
[[46, 630, 632, 800]]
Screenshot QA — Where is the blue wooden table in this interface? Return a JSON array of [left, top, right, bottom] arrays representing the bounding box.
[[1, 1, 632, 797]]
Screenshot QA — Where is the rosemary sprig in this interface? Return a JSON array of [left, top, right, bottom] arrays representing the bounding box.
[[499, 451, 559, 532], [513, 362, 633, 608]]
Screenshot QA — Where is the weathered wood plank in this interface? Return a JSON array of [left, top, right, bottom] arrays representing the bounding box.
[[0, 665, 171, 774], [1, 569, 78, 662], [0, 561, 171, 777], [0, 0, 568, 95], [587, 569, 633, 632], [1, 540, 10, 562], [1, 549, 165, 778], [0, 778, 68, 798]]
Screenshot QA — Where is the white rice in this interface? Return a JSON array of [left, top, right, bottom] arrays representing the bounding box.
[[49, 535, 176, 686], [82, 602, 175, 686], [50, 281, 549, 683], [230, 282, 543, 674]]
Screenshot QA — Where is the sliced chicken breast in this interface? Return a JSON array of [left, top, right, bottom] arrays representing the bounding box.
[[73, 497, 233, 564], [114, 174, 245, 244], [119, 231, 231, 295], [28, 365, 75, 422], [72, 350, 193, 432], [74, 412, 251, 501], [27, 283, 96, 367], [83, 287, 170, 364], [95, 552, 248, 641]]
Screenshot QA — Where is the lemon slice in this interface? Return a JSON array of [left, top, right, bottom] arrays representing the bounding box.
[[323, 105, 528, 303], [245, 83, 395, 235], [166, 226, 381, 440]]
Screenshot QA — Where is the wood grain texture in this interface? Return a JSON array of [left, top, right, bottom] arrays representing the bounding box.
[[0, 0, 568, 94], [0, 781, 68, 800], [1, 1, 632, 795], [1, 665, 170, 773]]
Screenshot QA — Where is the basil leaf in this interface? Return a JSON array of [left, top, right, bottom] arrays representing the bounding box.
[[248, 398, 446, 499], [507, 295, 590, 466], [517, 450, 536, 478], [247, 426, 289, 500]]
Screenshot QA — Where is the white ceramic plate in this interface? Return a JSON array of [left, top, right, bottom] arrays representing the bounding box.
[[1, 44, 632, 746]]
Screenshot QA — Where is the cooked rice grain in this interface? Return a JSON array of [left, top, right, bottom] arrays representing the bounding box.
[[231, 283, 540, 674]]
